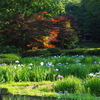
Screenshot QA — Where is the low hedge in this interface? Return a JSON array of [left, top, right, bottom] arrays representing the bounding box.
[[0, 53, 20, 64], [22, 48, 100, 57], [47, 48, 61, 55], [22, 49, 51, 57], [62, 48, 100, 56]]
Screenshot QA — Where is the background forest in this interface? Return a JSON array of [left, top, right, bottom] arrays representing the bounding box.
[[0, 0, 100, 54]]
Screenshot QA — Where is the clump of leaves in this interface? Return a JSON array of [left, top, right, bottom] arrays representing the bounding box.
[[85, 77, 100, 96], [36, 49, 51, 56], [47, 48, 61, 55], [53, 76, 82, 93], [1, 46, 20, 54], [0, 53, 20, 64]]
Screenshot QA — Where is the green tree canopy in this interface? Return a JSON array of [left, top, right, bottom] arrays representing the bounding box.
[[82, 0, 100, 41], [0, 0, 65, 16], [64, 0, 100, 42], [0, 0, 65, 30]]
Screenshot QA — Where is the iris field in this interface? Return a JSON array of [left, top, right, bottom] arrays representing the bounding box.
[[1, 54, 100, 99]]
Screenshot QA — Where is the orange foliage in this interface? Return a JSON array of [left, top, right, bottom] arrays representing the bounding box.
[[52, 27, 59, 30], [50, 20, 59, 24], [1, 11, 78, 50], [44, 44, 55, 48], [27, 44, 33, 47], [58, 16, 66, 21], [37, 39, 49, 42], [49, 36, 58, 42], [49, 31, 59, 35], [32, 47, 38, 49]]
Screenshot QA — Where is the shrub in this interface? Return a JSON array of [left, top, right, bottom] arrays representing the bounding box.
[[36, 49, 51, 56], [68, 64, 90, 79], [22, 49, 51, 57], [22, 50, 37, 57], [85, 77, 100, 96], [62, 48, 100, 56], [90, 64, 100, 73], [66, 49, 85, 55], [0, 66, 6, 82], [0, 53, 20, 64], [47, 48, 61, 55], [2, 46, 20, 53], [53, 76, 82, 93], [61, 49, 85, 56], [86, 49, 100, 55]]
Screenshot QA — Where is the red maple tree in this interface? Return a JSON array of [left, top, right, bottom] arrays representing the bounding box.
[[0, 11, 78, 52]]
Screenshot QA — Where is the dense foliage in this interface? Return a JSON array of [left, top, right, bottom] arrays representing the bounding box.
[[0, 0, 65, 16], [0, 0, 99, 53], [0, 0, 80, 53], [0, 12, 78, 53], [65, 0, 100, 42], [82, 0, 100, 42]]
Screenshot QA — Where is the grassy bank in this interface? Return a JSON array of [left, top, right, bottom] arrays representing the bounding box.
[[0, 54, 100, 99]]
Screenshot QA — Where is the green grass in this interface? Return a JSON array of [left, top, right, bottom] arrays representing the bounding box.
[[1, 54, 100, 99], [0, 55, 100, 82], [1, 81, 100, 100]]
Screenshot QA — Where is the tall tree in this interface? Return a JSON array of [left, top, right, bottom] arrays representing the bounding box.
[[82, 0, 100, 42], [0, 0, 65, 51], [64, 0, 100, 42], [50, 13, 78, 49], [0, 12, 52, 52], [0, 11, 78, 52]]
